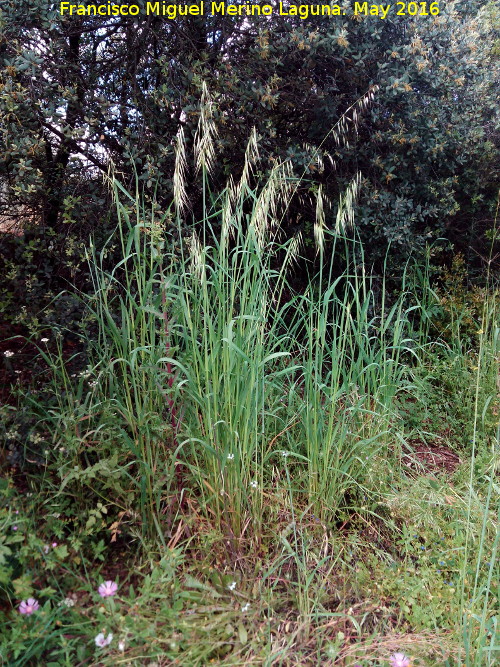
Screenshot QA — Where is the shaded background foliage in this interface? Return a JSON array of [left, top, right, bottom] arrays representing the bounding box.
[[0, 0, 499, 322]]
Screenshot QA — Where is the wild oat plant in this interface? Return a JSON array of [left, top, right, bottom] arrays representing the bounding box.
[[15, 95, 498, 665]]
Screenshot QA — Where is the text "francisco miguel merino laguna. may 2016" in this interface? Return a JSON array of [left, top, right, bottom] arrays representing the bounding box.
[[59, 3, 440, 19]]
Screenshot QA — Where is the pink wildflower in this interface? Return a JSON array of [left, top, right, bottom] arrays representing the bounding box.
[[98, 580, 118, 598], [19, 598, 40, 615], [389, 653, 411, 667], [51, 542, 58, 548]]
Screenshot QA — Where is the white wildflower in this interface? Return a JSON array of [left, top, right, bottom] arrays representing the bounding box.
[[58, 596, 76, 608], [95, 632, 113, 648]]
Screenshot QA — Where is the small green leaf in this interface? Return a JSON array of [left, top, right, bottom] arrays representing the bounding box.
[[238, 623, 248, 644]]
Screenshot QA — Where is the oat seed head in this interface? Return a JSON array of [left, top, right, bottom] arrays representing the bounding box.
[[237, 127, 260, 199], [173, 126, 189, 215], [194, 82, 218, 176], [314, 184, 326, 256], [336, 172, 361, 233], [187, 230, 206, 282]]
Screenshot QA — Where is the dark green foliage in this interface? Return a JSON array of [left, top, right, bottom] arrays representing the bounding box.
[[0, 0, 498, 294]]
